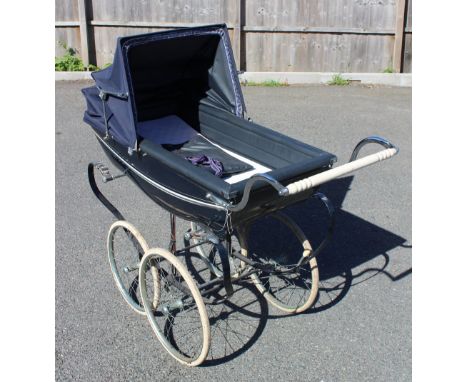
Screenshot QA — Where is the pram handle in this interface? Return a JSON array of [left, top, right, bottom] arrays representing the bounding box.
[[226, 136, 398, 210], [283, 136, 398, 196]]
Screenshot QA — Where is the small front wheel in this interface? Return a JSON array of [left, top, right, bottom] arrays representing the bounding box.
[[107, 220, 155, 315], [139, 248, 211, 366]]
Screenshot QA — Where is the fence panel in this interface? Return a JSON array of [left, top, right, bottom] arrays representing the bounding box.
[[55, 0, 412, 73]]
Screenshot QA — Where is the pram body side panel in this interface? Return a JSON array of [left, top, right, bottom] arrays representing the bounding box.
[[96, 132, 320, 231]]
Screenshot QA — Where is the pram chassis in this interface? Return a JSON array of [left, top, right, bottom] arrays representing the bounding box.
[[88, 134, 398, 366]]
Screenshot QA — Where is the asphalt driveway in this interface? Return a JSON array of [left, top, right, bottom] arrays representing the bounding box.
[[56, 82, 411, 381]]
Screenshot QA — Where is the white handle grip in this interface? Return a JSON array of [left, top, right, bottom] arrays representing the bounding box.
[[285, 147, 397, 195]]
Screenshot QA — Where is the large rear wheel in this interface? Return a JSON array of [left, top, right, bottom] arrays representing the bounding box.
[[238, 212, 319, 314]]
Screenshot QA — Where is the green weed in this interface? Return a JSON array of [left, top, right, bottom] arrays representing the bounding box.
[[55, 42, 103, 71], [327, 74, 350, 86]]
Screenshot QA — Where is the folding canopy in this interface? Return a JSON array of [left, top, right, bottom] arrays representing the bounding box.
[[82, 24, 245, 152]]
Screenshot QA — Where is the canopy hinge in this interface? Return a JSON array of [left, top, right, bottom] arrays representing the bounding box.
[[99, 91, 110, 139]]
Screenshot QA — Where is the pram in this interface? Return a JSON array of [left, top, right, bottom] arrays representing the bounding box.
[[82, 24, 398, 366]]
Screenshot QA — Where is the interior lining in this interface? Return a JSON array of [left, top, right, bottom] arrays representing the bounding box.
[[137, 115, 197, 145], [127, 33, 238, 129]]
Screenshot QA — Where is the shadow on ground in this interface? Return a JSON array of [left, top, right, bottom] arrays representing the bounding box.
[[173, 175, 411, 366]]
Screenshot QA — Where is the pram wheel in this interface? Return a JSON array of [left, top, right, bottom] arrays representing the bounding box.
[[238, 212, 319, 314], [107, 220, 150, 314], [139, 248, 210, 366]]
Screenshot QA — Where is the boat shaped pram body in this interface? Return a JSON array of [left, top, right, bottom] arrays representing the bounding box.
[[82, 25, 398, 366]]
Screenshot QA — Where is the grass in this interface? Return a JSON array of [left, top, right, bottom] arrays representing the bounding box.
[[327, 74, 350, 86], [244, 80, 288, 87], [383, 67, 395, 73]]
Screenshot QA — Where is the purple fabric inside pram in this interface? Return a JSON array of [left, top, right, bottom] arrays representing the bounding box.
[[185, 155, 224, 177]]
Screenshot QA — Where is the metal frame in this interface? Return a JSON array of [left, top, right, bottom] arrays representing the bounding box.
[[88, 161, 335, 304]]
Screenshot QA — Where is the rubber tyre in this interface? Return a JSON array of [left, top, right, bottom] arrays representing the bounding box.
[[139, 247, 211, 367], [237, 212, 319, 314], [107, 220, 150, 315]]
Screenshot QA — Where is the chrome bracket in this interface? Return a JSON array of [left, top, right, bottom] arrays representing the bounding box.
[[227, 173, 288, 212]]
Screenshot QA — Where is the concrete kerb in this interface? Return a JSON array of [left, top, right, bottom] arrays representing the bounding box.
[[55, 71, 93, 81], [238, 72, 412, 87], [55, 71, 411, 87]]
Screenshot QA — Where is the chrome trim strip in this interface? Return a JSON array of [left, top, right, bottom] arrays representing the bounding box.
[[95, 134, 226, 211]]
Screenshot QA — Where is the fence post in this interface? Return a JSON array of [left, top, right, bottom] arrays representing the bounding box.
[[77, 0, 90, 68], [392, 0, 407, 73], [233, 0, 243, 70]]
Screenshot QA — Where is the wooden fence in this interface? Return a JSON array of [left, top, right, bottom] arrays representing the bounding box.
[[55, 0, 412, 73]]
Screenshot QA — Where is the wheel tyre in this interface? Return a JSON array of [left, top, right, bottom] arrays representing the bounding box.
[[107, 220, 154, 315], [237, 212, 319, 314], [139, 247, 211, 367]]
